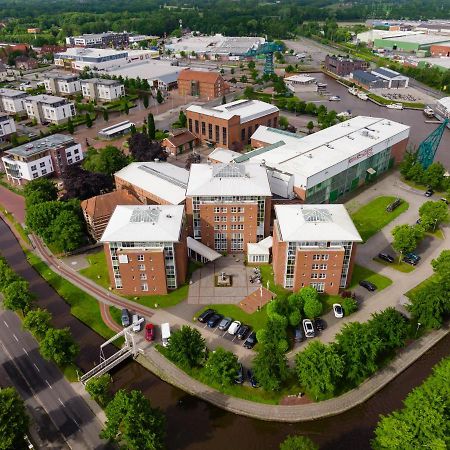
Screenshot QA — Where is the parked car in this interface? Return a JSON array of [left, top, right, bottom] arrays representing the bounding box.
[[132, 314, 142, 332], [247, 369, 258, 388], [378, 252, 394, 263], [294, 326, 304, 342], [359, 280, 377, 291], [405, 252, 421, 263], [228, 320, 241, 336], [329, 95, 341, 101], [386, 198, 402, 212], [440, 197, 449, 205], [237, 324, 250, 340], [314, 318, 325, 331], [403, 256, 418, 266], [333, 303, 344, 318], [218, 317, 232, 331], [235, 363, 244, 384], [207, 313, 223, 328], [198, 309, 215, 323], [145, 323, 155, 341], [244, 331, 257, 349], [121, 308, 130, 327], [302, 319, 315, 338], [425, 188, 434, 197]]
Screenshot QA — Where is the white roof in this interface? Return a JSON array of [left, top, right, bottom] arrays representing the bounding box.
[[437, 97, 450, 110], [55, 47, 128, 58], [248, 117, 410, 189], [386, 34, 450, 45], [187, 237, 222, 261], [285, 74, 316, 83], [187, 99, 278, 124], [247, 236, 273, 256], [208, 148, 241, 163], [114, 162, 189, 205], [186, 162, 271, 197], [275, 204, 362, 242], [107, 60, 185, 83], [101, 204, 184, 243]]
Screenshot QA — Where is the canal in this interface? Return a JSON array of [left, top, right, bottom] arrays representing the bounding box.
[[0, 218, 449, 450]]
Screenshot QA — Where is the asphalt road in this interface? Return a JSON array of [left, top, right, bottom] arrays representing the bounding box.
[[0, 308, 107, 450]]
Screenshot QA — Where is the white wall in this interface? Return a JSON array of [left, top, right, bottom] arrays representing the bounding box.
[[0, 117, 16, 137]]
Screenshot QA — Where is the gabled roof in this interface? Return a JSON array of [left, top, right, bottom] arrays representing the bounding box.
[[178, 69, 221, 83], [81, 190, 141, 220], [275, 204, 362, 242], [101, 205, 184, 243], [164, 129, 196, 147]]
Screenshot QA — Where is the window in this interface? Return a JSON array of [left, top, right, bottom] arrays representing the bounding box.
[[214, 224, 220, 230], [322, 254, 329, 260], [320, 264, 327, 270], [214, 207, 220, 213], [74, 149, 79, 154], [31, 165, 36, 171], [67, 159, 72, 164], [215, 125, 219, 141], [231, 207, 237, 213], [40, 162, 45, 168], [268, 119, 272, 127], [141, 283, 148, 292], [214, 216, 220, 222], [312, 264, 319, 270], [32, 172, 38, 179], [313, 254, 321, 260], [41, 169, 47, 175], [137, 254, 144, 261], [319, 273, 326, 279], [222, 127, 227, 145], [208, 123, 213, 139], [138, 264, 145, 271], [201, 121, 206, 135], [221, 207, 227, 213], [221, 216, 227, 222], [140, 273, 147, 280], [310, 282, 325, 293], [75, 156, 80, 162], [188, 118, 193, 132], [247, 125, 252, 141], [311, 273, 319, 279], [195, 120, 199, 133], [221, 224, 227, 230]]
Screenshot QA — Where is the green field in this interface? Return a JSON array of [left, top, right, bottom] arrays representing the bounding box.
[[406, 274, 439, 299], [79, 250, 110, 289], [349, 264, 392, 291], [350, 196, 409, 242], [373, 257, 415, 273]]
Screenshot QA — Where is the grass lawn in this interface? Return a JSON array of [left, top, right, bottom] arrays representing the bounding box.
[[259, 264, 290, 300], [350, 196, 409, 242], [79, 250, 110, 289], [349, 264, 392, 291], [373, 257, 415, 273], [109, 306, 124, 327], [0, 205, 30, 246], [406, 274, 439, 299], [426, 228, 445, 240]]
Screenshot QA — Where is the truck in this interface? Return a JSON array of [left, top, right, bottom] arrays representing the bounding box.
[[161, 323, 171, 347]]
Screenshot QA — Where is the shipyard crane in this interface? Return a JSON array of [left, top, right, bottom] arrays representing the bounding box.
[[245, 42, 284, 75], [416, 118, 449, 169]]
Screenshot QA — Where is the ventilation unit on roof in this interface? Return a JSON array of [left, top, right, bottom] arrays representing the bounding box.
[[361, 130, 369, 136], [347, 135, 355, 140], [326, 144, 334, 149], [307, 154, 313, 158]]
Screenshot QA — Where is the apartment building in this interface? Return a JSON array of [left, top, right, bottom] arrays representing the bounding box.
[[65, 32, 130, 48], [81, 189, 141, 241], [272, 204, 362, 294], [186, 99, 279, 150], [0, 88, 27, 115], [178, 69, 229, 99], [185, 162, 272, 253], [1, 134, 82, 185], [324, 54, 370, 76], [43, 73, 81, 96], [80, 78, 125, 102], [0, 114, 16, 140], [101, 205, 188, 295], [25, 94, 76, 125]]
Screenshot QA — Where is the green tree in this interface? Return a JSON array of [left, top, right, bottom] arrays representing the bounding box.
[[256, 314, 288, 352], [306, 121, 314, 134], [418, 200, 448, 231], [147, 113, 156, 139], [280, 435, 319, 450], [279, 115, 289, 129], [40, 327, 79, 367], [341, 297, 358, 316], [83, 145, 129, 176], [3, 280, 33, 314], [248, 60, 256, 70], [143, 94, 149, 109], [295, 341, 344, 399], [240, 75, 248, 83], [303, 291, 322, 319], [156, 90, 163, 104], [85, 112, 93, 128], [166, 326, 206, 369], [85, 374, 112, 407], [399, 150, 417, 178], [305, 103, 317, 115], [23, 308, 52, 339], [406, 163, 425, 184], [0, 259, 18, 291], [103, 108, 109, 122], [432, 249, 450, 287], [67, 117, 74, 134], [23, 178, 58, 208], [0, 387, 29, 450], [101, 390, 165, 450], [423, 162, 446, 189], [124, 102, 130, 115], [253, 343, 289, 391], [391, 224, 423, 257], [178, 110, 187, 128], [369, 308, 409, 351], [204, 347, 239, 386], [50, 209, 85, 253], [244, 86, 255, 98]]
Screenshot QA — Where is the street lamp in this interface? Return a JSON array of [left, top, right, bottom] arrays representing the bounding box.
[[416, 322, 422, 337]]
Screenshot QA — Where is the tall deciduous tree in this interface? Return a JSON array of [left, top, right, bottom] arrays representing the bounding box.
[[85, 112, 93, 128], [0, 258, 18, 291], [391, 224, 423, 256], [86, 374, 112, 407], [178, 110, 187, 128], [295, 341, 344, 399], [3, 280, 33, 313], [0, 387, 29, 450], [83, 146, 129, 176], [49, 209, 85, 252], [147, 113, 155, 139], [432, 249, 450, 288], [62, 165, 114, 200], [67, 117, 74, 134], [23, 308, 52, 339], [101, 389, 166, 450], [419, 201, 448, 231], [253, 343, 289, 391], [166, 326, 206, 369], [204, 347, 239, 386], [369, 308, 409, 351], [23, 178, 58, 208], [40, 327, 79, 367], [128, 132, 165, 162]]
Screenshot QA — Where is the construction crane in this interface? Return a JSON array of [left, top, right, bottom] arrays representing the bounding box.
[[245, 42, 284, 75], [416, 118, 449, 169]]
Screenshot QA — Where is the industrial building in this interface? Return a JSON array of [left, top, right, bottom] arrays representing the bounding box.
[[272, 204, 362, 294], [65, 31, 130, 48], [371, 67, 409, 88], [238, 116, 410, 203], [430, 43, 450, 57], [324, 55, 369, 76], [350, 70, 388, 89], [186, 99, 279, 150], [374, 34, 450, 52]]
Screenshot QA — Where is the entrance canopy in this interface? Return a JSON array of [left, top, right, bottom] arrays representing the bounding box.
[[187, 237, 222, 262]]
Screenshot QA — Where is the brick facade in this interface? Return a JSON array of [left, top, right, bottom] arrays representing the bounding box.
[[325, 55, 370, 76], [178, 70, 229, 99], [430, 44, 450, 57], [115, 175, 174, 205]]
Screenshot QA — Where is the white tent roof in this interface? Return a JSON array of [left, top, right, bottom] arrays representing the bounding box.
[[247, 236, 273, 256], [187, 237, 222, 261]]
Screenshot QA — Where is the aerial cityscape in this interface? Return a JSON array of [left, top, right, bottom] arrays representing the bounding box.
[[0, 0, 450, 449]]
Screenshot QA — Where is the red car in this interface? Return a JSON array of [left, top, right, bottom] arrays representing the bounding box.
[[145, 323, 154, 341]]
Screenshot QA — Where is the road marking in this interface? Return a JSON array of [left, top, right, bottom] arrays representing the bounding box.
[[3, 320, 9, 328], [13, 334, 18, 342], [72, 418, 80, 428], [58, 397, 64, 407], [33, 363, 40, 372], [22, 347, 29, 356], [45, 379, 53, 389]]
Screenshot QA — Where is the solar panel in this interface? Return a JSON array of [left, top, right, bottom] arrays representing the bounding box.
[[130, 207, 161, 223], [212, 163, 246, 178]]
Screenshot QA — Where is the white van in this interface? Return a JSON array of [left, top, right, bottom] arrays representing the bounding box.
[[161, 323, 171, 347]]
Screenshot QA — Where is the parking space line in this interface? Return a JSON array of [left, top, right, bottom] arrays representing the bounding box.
[[22, 347, 29, 356], [45, 379, 53, 389], [3, 321, 9, 328], [33, 363, 40, 372], [13, 334, 19, 342]]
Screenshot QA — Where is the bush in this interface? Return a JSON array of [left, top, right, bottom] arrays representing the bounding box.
[[341, 297, 358, 316]]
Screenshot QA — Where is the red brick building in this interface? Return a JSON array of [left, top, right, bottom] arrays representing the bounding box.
[[185, 162, 272, 254], [162, 129, 197, 156], [272, 204, 362, 295], [186, 99, 279, 150], [178, 69, 229, 99], [430, 44, 450, 57], [325, 54, 370, 76], [101, 205, 188, 295]]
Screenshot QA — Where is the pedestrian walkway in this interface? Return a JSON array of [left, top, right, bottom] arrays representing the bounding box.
[[0, 185, 25, 224]]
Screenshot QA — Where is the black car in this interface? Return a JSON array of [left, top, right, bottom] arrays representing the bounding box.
[[314, 318, 325, 331], [235, 363, 244, 384], [425, 188, 434, 197], [359, 280, 377, 291], [441, 197, 449, 205], [294, 326, 304, 342], [403, 256, 418, 266], [244, 331, 257, 349], [247, 369, 258, 388], [378, 252, 394, 263], [237, 324, 250, 340], [198, 309, 215, 323], [207, 313, 223, 328]]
